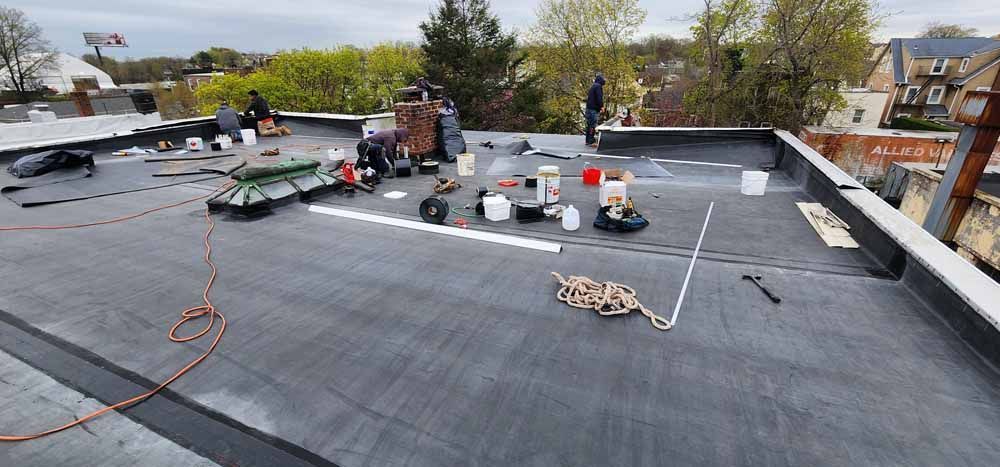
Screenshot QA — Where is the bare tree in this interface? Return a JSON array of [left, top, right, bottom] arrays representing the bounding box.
[[918, 21, 979, 38], [0, 7, 57, 103]]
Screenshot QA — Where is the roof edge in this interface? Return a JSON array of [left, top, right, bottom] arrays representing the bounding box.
[[776, 130, 1000, 331]]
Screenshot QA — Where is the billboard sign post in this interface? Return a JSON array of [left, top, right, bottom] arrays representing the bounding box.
[[82, 33, 127, 65]]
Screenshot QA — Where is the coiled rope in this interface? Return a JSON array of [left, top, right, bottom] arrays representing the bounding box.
[[551, 272, 671, 331]]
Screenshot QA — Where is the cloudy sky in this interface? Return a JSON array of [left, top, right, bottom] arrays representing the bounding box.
[[7, 0, 1000, 58]]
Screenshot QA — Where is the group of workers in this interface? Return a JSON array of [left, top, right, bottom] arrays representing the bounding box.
[[214, 90, 292, 142], [214, 73, 619, 177]]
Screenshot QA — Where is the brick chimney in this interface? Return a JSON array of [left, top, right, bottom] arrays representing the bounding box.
[[393, 99, 443, 160], [68, 91, 95, 117]]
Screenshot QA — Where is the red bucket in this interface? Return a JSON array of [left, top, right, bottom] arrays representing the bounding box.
[[582, 167, 602, 185]]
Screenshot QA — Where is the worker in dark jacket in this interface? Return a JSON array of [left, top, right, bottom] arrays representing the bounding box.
[[215, 101, 242, 141], [585, 73, 605, 147], [245, 90, 290, 137], [356, 128, 409, 177]]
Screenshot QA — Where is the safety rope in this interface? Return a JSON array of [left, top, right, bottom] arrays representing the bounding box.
[[551, 272, 671, 331], [0, 182, 233, 441]]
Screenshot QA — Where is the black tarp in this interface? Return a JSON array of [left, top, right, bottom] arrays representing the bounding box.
[[6, 149, 94, 178]]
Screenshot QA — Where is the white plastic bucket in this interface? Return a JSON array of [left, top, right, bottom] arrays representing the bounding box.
[[483, 195, 511, 221], [240, 129, 257, 146], [185, 137, 204, 151], [215, 135, 233, 149], [457, 153, 475, 176], [741, 171, 769, 196], [328, 148, 345, 161]]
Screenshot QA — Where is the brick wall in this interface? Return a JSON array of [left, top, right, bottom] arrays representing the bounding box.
[[394, 100, 443, 159]]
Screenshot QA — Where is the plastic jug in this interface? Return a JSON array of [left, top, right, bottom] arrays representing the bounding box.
[[562, 205, 580, 231]]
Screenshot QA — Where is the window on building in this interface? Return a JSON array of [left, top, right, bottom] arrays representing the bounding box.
[[976, 86, 992, 91], [904, 86, 921, 102], [927, 86, 946, 104], [930, 58, 948, 74], [851, 109, 865, 124], [959, 58, 970, 73], [883, 84, 890, 92], [882, 57, 891, 73]]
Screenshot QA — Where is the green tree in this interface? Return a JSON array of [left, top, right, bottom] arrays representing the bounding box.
[[206, 47, 243, 67], [82, 54, 188, 84], [151, 82, 199, 120], [268, 47, 369, 113], [685, 0, 878, 132], [918, 22, 979, 38], [419, 0, 518, 129], [365, 42, 424, 110], [529, 0, 647, 134], [191, 50, 213, 67]]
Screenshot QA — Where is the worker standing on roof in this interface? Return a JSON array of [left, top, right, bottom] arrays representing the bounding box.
[[245, 90, 291, 137], [356, 128, 409, 178], [585, 73, 605, 148], [215, 101, 242, 141]]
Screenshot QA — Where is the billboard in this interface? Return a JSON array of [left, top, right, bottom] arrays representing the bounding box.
[[83, 32, 127, 47]]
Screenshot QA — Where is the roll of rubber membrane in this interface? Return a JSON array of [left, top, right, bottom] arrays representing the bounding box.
[[394, 158, 412, 177], [419, 161, 440, 175], [419, 196, 449, 224]]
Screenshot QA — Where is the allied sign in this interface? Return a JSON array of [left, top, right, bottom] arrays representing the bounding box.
[[83, 33, 127, 47]]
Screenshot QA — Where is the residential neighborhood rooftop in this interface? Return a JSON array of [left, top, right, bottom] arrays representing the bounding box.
[[1, 114, 999, 466]]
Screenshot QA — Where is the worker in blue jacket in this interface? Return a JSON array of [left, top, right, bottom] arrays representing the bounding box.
[[585, 73, 605, 147]]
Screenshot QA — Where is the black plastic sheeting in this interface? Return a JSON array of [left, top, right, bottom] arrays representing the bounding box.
[[2, 158, 222, 207], [6, 149, 94, 178], [438, 114, 466, 162], [486, 155, 673, 177]]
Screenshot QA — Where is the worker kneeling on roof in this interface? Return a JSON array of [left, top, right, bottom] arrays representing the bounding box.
[[245, 89, 291, 137], [215, 100, 243, 141], [356, 128, 409, 179]]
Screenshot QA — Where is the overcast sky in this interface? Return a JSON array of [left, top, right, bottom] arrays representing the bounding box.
[[7, 0, 1000, 58]]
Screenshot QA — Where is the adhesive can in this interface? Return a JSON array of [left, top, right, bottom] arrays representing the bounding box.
[[536, 165, 560, 204], [457, 153, 475, 176]]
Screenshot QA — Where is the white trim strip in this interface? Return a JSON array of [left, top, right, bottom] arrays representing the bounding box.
[[579, 153, 742, 167], [309, 205, 562, 254], [670, 202, 714, 326], [651, 158, 742, 168]]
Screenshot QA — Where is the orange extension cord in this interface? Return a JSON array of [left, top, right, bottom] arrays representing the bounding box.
[[0, 182, 234, 441]]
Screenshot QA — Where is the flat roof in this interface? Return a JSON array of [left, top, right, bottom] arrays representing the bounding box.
[[1, 117, 999, 466]]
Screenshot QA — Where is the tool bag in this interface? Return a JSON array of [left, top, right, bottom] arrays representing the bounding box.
[[593, 205, 649, 232]]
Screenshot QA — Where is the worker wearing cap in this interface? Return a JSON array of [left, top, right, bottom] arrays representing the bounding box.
[[585, 73, 605, 147]]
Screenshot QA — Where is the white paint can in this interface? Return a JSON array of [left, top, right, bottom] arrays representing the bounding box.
[[536, 165, 560, 204]]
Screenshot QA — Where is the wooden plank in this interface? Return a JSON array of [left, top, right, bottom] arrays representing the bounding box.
[[796, 202, 859, 248]]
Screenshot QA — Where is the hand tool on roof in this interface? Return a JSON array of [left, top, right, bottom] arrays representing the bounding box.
[[433, 177, 461, 194], [333, 161, 374, 194], [206, 159, 343, 215], [742, 274, 781, 303]]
